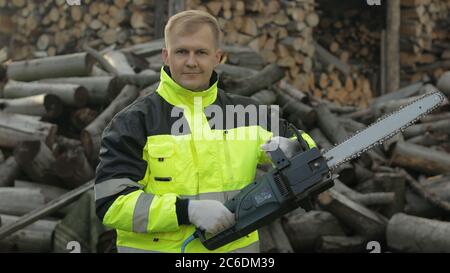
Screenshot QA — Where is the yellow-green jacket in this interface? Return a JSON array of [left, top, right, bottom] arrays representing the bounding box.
[[94, 66, 316, 253]]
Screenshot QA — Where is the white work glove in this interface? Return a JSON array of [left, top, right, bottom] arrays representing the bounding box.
[[260, 136, 301, 159], [188, 200, 235, 235]]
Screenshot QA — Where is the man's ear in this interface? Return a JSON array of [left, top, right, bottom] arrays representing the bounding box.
[[162, 48, 169, 65], [214, 48, 223, 66]]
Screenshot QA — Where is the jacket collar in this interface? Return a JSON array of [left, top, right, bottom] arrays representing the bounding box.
[[156, 66, 218, 108]]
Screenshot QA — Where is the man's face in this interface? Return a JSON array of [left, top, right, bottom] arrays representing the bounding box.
[[162, 24, 222, 92]]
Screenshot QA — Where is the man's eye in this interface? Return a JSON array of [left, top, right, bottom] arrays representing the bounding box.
[[176, 50, 187, 54]]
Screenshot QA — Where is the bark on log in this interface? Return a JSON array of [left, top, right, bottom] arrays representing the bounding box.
[[408, 132, 448, 147], [282, 210, 345, 252], [0, 112, 57, 149], [3, 80, 89, 107], [278, 80, 309, 103], [402, 170, 450, 213], [250, 89, 277, 105], [315, 103, 348, 144], [0, 94, 62, 119], [0, 214, 58, 253], [386, 0, 400, 93], [333, 179, 394, 206], [267, 218, 294, 253], [14, 140, 60, 186], [372, 172, 406, 217], [53, 145, 95, 189], [108, 73, 160, 100], [0, 157, 20, 187], [82, 44, 119, 76], [316, 236, 366, 253], [6, 52, 95, 81], [223, 64, 285, 97], [370, 80, 424, 107], [39, 76, 116, 105], [215, 63, 257, 79], [391, 142, 450, 175], [276, 91, 317, 128], [81, 85, 138, 163], [258, 226, 278, 253], [387, 213, 450, 252], [318, 189, 388, 240], [0, 180, 93, 241], [14, 180, 69, 203], [0, 188, 46, 216], [403, 119, 450, 139], [313, 40, 351, 76]]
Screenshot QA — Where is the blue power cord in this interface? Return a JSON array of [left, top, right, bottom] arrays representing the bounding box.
[[181, 232, 197, 253]]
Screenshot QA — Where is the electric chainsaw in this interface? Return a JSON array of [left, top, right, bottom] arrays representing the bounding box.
[[195, 88, 447, 250]]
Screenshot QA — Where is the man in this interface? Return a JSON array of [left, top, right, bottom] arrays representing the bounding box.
[[95, 10, 316, 253]]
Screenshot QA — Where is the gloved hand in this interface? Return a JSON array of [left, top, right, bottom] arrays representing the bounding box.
[[188, 200, 235, 235], [260, 136, 301, 159]]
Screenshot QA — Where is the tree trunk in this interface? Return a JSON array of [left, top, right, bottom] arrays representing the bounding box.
[[39, 76, 116, 105], [13, 140, 60, 186], [391, 142, 450, 175], [0, 94, 62, 119], [4, 80, 89, 107], [386, 0, 400, 93], [0, 112, 57, 149], [223, 64, 285, 97], [316, 236, 366, 253], [14, 180, 69, 203], [6, 52, 95, 81], [403, 119, 450, 139], [318, 189, 388, 240], [0, 214, 58, 253], [387, 213, 450, 252], [53, 145, 95, 189], [315, 103, 348, 144], [282, 210, 345, 252], [0, 157, 20, 187], [0, 188, 46, 216]]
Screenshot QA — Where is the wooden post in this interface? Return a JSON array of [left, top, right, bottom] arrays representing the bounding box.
[[386, 0, 400, 93], [154, 1, 167, 39]]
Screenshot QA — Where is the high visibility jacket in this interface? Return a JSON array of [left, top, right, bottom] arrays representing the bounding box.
[[95, 66, 316, 253]]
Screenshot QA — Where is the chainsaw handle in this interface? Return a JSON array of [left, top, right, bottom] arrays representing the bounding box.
[[288, 123, 309, 151]]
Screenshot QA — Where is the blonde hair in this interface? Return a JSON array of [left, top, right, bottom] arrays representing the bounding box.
[[164, 10, 222, 49]]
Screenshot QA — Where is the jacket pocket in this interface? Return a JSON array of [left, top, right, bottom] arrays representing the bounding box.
[[147, 139, 177, 193]]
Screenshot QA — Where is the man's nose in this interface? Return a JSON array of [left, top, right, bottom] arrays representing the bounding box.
[[186, 52, 198, 67]]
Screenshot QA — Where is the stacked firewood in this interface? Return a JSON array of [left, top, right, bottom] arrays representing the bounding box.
[[312, 6, 380, 108], [0, 41, 450, 252], [186, 0, 319, 92], [0, 0, 160, 60], [400, 0, 450, 83]]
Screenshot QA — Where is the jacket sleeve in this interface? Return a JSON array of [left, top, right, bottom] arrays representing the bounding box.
[[95, 108, 187, 234]]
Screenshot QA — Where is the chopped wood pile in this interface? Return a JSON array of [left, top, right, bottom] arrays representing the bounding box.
[[0, 39, 449, 252], [313, 7, 380, 108], [0, 0, 161, 60], [400, 0, 450, 83]]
